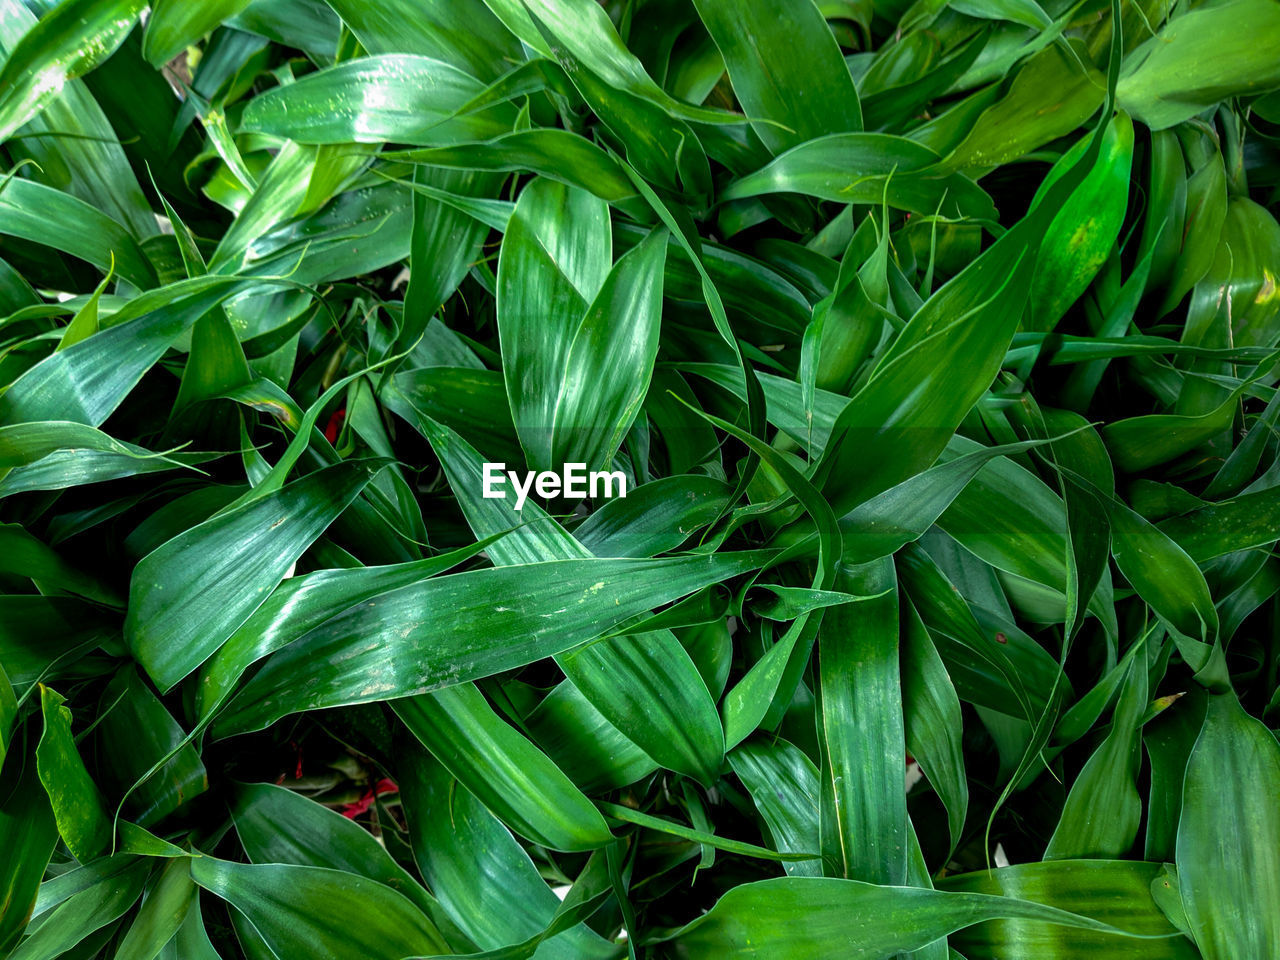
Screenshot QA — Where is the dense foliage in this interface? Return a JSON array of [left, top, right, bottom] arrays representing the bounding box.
[[2, 0, 1280, 957]]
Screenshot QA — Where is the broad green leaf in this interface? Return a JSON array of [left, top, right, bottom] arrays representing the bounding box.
[[114, 857, 197, 960], [230, 780, 456, 940], [901, 598, 967, 854], [0, 523, 118, 604], [322, 0, 520, 79], [670, 876, 1149, 958], [190, 857, 453, 959], [0, 661, 12, 770], [143, 0, 253, 66], [1117, 0, 1280, 130], [402, 167, 502, 350], [478, 0, 738, 125], [55, 253, 111, 349], [690, 0, 861, 153], [196, 537, 496, 721], [171, 310, 251, 416], [0, 275, 304, 426], [393, 686, 613, 852], [545, 226, 666, 471], [227, 0, 341, 54], [1143, 689, 1205, 862], [943, 42, 1104, 171], [806, 123, 1124, 516], [498, 177, 666, 471], [950, 0, 1049, 28], [127, 459, 383, 690], [0, 178, 155, 288], [721, 134, 996, 221], [898, 542, 1061, 721], [940, 860, 1197, 959], [1101, 387, 1243, 474], [525, 681, 657, 793], [10, 859, 148, 960], [213, 550, 770, 737], [1109, 501, 1217, 648], [241, 55, 516, 145], [209, 140, 318, 272], [1160, 486, 1280, 563], [814, 224, 1036, 515], [155, 896, 222, 960], [35, 685, 111, 861], [0, 0, 146, 141], [0, 752, 59, 954], [1176, 691, 1280, 959], [575, 475, 731, 558], [410, 414, 727, 784], [818, 558, 905, 885], [840, 434, 1069, 564], [1025, 113, 1134, 333], [729, 739, 822, 878], [390, 130, 637, 203], [399, 743, 617, 958], [1157, 143, 1228, 317], [94, 667, 207, 827], [0, 1, 153, 238], [542, 35, 711, 195], [496, 177, 607, 470], [1044, 646, 1146, 859]]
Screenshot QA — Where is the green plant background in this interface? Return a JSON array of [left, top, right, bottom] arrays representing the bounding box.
[[1, 0, 1279, 957]]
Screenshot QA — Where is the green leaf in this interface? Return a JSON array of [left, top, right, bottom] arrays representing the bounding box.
[[1044, 646, 1146, 859], [393, 686, 613, 852], [1109, 501, 1217, 648], [940, 860, 1197, 959], [241, 54, 516, 145], [0, 275, 302, 426], [817, 558, 905, 884], [1117, 0, 1280, 130], [213, 550, 770, 737], [0, 177, 156, 288], [669, 875, 1151, 958], [1025, 113, 1134, 333], [398, 742, 616, 957], [322, 0, 520, 79], [390, 130, 637, 203], [1176, 691, 1280, 959], [0, 661, 13, 771], [408, 414, 728, 784], [95, 666, 207, 826], [230, 780, 457, 939], [114, 857, 197, 960], [1159, 486, 1280, 563], [498, 178, 667, 471], [190, 856, 454, 959], [526, 680, 657, 792], [0, 750, 59, 955], [901, 597, 967, 855], [478, 0, 738, 125], [575, 475, 732, 558], [11, 858, 149, 960], [720, 134, 996, 220], [127, 459, 383, 690], [729, 739, 822, 877], [196, 536, 496, 721], [690, 0, 862, 153], [0, 0, 146, 141], [143, 0, 254, 66], [35, 685, 112, 861]]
